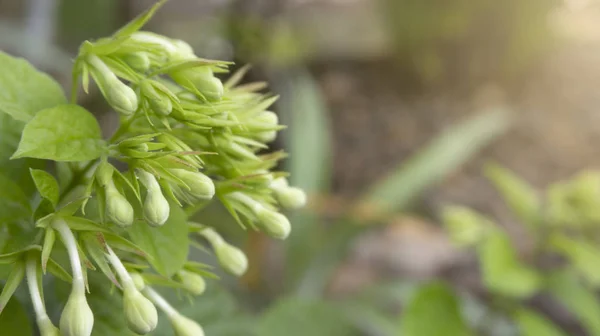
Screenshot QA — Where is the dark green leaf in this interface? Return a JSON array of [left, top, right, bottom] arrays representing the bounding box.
[[0, 298, 32, 335], [12, 104, 106, 161], [0, 262, 25, 313], [0, 172, 31, 222], [30, 168, 60, 207], [400, 282, 473, 336], [0, 51, 66, 122], [128, 202, 189, 276]]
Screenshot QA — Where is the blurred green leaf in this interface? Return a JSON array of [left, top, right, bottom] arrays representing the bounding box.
[[514, 309, 567, 336], [361, 107, 511, 218], [399, 282, 472, 336], [0, 298, 32, 335], [479, 231, 540, 298], [257, 297, 360, 336], [442, 206, 494, 247], [0, 172, 32, 223], [547, 271, 600, 336], [128, 202, 189, 277], [550, 235, 600, 286], [484, 163, 540, 227], [30, 168, 60, 207]]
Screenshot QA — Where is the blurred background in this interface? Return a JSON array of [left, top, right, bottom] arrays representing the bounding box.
[[2, 0, 600, 335]]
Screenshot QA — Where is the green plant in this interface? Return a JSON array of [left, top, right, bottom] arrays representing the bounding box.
[[0, 1, 305, 335]]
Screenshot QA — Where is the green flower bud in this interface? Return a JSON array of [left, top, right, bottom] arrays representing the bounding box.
[[123, 286, 158, 335], [275, 186, 307, 209], [169, 67, 224, 101], [105, 180, 134, 227], [256, 207, 291, 239], [124, 52, 151, 72], [141, 81, 173, 116], [171, 40, 195, 59], [105, 78, 139, 115], [170, 314, 205, 336], [130, 272, 146, 291], [130, 32, 178, 56], [255, 111, 278, 143], [60, 289, 94, 336], [138, 170, 170, 227], [176, 270, 206, 295], [37, 316, 60, 336], [169, 169, 215, 201], [214, 242, 248, 277]]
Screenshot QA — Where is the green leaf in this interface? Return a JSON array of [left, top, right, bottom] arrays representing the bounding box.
[[484, 163, 540, 227], [30, 168, 60, 207], [0, 172, 32, 222], [400, 282, 472, 336], [550, 235, 600, 286], [257, 298, 359, 336], [479, 231, 540, 298], [128, 202, 189, 276], [361, 107, 511, 218], [514, 309, 567, 336], [0, 298, 32, 335], [12, 104, 106, 161], [547, 271, 600, 335], [442, 206, 494, 247], [41, 228, 56, 272], [64, 216, 113, 234], [0, 51, 66, 122], [0, 262, 25, 313], [81, 233, 119, 287]]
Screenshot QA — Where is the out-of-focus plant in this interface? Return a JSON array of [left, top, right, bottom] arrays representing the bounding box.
[[380, 0, 557, 87], [0, 1, 306, 335]]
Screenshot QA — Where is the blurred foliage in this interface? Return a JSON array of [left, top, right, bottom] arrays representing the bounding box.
[[380, 0, 557, 87]]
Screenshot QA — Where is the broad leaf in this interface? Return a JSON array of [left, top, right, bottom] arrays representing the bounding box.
[[479, 231, 540, 298], [0, 172, 32, 222], [550, 235, 600, 286], [257, 298, 359, 336], [128, 202, 189, 276], [30, 168, 60, 207], [400, 282, 472, 336], [0, 298, 32, 335], [514, 309, 566, 336], [12, 104, 106, 161], [0, 51, 66, 122]]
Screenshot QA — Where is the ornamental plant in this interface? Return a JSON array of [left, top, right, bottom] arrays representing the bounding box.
[[0, 1, 305, 335]]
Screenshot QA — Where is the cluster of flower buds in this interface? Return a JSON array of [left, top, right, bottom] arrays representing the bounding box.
[[0, 1, 306, 336]]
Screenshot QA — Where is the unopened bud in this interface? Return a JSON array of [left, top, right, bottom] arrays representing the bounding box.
[[255, 111, 278, 143], [176, 270, 206, 295], [270, 178, 306, 209], [141, 81, 173, 116], [169, 169, 215, 201], [170, 67, 224, 101], [170, 314, 205, 336], [130, 272, 146, 291], [138, 170, 170, 226], [60, 289, 94, 336], [123, 286, 158, 335], [124, 52, 151, 72], [106, 78, 139, 116], [214, 242, 248, 276], [105, 180, 134, 227], [171, 40, 195, 59], [256, 207, 291, 239]]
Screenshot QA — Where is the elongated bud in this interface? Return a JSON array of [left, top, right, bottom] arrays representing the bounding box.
[[123, 52, 151, 72], [123, 286, 158, 334], [255, 111, 279, 143], [176, 270, 206, 295], [87, 55, 138, 115], [171, 314, 205, 336], [270, 178, 307, 209], [138, 170, 170, 226], [199, 227, 248, 276], [140, 81, 172, 116], [169, 66, 224, 101], [130, 272, 146, 291], [105, 180, 134, 227], [256, 207, 291, 239], [130, 32, 178, 56], [60, 288, 94, 336], [169, 169, 215, 201]]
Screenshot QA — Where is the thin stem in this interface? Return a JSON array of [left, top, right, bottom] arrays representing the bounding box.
[[105, 245, 134, 291], [143, 287, 178, 318], [53, 219, 85, 293], [197, 227, 224, 247], [25, 255, 46, 318]]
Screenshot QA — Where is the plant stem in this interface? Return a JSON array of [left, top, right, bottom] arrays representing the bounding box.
[[105, 245, 134, 291], [143, 287, 178, 318], [53, 219, 85, 294], [25, 254, 46, 318]]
